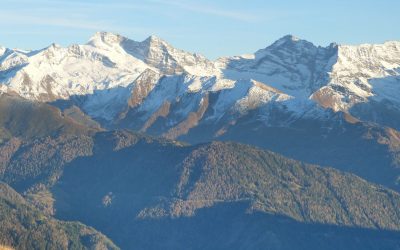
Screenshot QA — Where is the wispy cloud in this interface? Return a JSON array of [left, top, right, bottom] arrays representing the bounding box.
[[0, 0, 165, 32], [0, 12, 111, 30], [150, 0, 261, 22], [0, 0, 157, 13]]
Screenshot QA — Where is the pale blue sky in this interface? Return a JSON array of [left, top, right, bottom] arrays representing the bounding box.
[[1, 0, 399, 59]]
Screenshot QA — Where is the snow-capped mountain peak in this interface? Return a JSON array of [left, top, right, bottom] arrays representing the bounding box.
[[312, 40, 400, 112], [143, 34, 167, 45], [1, 32, 400, 131], [269, 34, 301, 47], [0, 46, 7, 56], [218, 35, 338, 100], [88, 31, 125, 47], [266, 34, 316, 51]]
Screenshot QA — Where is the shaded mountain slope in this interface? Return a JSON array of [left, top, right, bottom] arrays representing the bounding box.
[[110, 203, 400, 250], [1, 131, 400, 249], [178, 108, 400, 192], [53, 139, 400, 249], [0, 182, 118, 250], [0, 94, 100, 142]]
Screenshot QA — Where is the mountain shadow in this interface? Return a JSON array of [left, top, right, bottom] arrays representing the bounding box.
[[36, 133, 400, 249], [0, 182, 118, 250]]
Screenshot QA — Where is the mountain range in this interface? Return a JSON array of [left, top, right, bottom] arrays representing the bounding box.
[[2, 32, 400, 190], [1, 32, 400, 249], [1, 32, 399, 127]]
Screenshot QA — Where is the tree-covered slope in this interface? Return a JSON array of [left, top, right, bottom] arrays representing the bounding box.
[[0, 182, 118, 250], [1, 131, 400, 249], [0, 94, 100, 142]]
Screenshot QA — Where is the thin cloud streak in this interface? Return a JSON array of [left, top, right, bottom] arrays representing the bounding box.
[[150, 0, 261, 22], [1, 0, 159, 13], [0, 1, 169, 33], [0, 14, 153, 39], [0, 13, 109, 30]]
